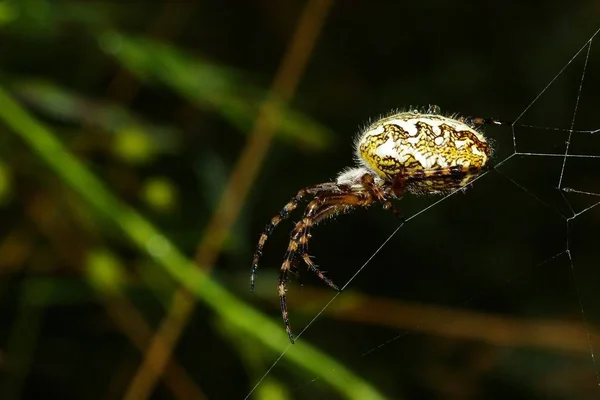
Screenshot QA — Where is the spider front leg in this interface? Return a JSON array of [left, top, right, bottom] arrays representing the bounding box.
[[460, 115, 511, 127], [360, 173, 404, 221]]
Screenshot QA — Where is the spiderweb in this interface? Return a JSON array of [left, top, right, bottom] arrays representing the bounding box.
[[247, 25, 600, 399]]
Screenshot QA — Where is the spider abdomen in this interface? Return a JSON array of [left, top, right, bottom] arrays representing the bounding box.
[[357, 112, 491, 194]]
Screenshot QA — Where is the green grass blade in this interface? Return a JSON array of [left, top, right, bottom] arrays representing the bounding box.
[[0, 85, 387, 400], [12, 78, 181, 152], [99, 31, 334, 150]]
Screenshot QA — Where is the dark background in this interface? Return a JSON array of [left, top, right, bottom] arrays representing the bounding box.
[[0, 1, 599, 399]]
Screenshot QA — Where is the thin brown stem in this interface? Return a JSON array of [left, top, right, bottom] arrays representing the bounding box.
[[290, 287, 596, 354], [125, 1, 336, 399]]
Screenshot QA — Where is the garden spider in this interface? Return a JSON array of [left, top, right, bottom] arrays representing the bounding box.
[[251, 106, 506, 343]]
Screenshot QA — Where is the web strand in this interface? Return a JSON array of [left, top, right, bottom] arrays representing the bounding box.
[[512, 26, 600, 126], [247, 24, 600, 399], [566, 246, 600, 387], [514, 124, 600, 135], [516, 152, 600, 159], [558, 40, 593, 189]]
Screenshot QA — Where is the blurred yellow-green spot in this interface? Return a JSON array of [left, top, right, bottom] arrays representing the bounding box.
[[99, 31, 334, 151], [0, 161, 13, 204], [0, 1, 17, 25], [85, 249, 127, 294], [112, 126, 154, 164], [255, 380, 289, 400], [0, 84, 387, 400], [13, 79, 183, 150], [142, 176, 177, 212]]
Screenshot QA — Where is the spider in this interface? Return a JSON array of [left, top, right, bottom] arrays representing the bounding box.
[[251, 106, 507, 343]]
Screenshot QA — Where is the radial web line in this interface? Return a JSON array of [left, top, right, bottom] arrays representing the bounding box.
[[244, 347, 291, 400], [572, 199, 600, 219], [513, 124, 600, 134], [516, 152, 600, 159], [557, 31, 599, 387], [493, 168, 568, 220], [563, 187, 600, 197], [560, 187, 576, 217], [512, 26, 600, 126], [247, 25, 600, 399], [566, 245, 600, 387], [558, 40, 593, 189]]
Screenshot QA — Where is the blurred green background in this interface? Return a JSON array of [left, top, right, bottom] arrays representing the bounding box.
[[1, 0, 599, 399]]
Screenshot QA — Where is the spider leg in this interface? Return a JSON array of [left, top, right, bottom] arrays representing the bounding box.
[[296, 176, 406, 288], [360, 173, 405, 221], [460, 115, 511, 127], [297, 203, 345, 291], [251, 182, 339, 292], [279, 191, 373, 343]]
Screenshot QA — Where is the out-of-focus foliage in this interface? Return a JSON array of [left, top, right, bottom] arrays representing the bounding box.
[[0, 161, 12, 204], [86, 248, 127, 294], [0, 1, 17, 26], [100, 31, 333, 150], [1, 1, 600, 400], [0, 84, 384, 399], [12, 79, 182, 156]]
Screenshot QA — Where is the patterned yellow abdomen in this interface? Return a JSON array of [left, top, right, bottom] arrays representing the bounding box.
[[357, 113, 491, 194]]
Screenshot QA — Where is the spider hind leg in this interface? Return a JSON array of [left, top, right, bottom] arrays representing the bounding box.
[[278, 192, 374, 343], [297, 205, 342, 291], [278, 207, 336, 343], [251, 182, 339, 292]]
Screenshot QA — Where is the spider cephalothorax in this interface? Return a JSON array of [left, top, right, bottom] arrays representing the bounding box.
[[251, 106, 505, 343]]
